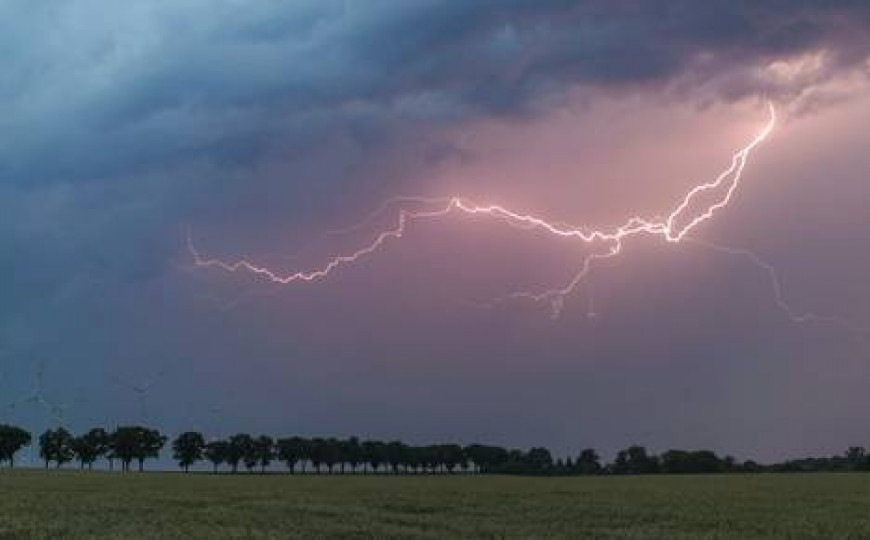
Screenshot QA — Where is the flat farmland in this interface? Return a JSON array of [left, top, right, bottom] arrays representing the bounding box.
[[2, 471, 870, 538]]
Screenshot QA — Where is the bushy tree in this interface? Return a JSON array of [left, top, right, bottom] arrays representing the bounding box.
[[845, 447, 869, 471], [385, 441, 407, 474], [111, 426, 166, 472], [344, 437, 363, 474], [613, 445, 659, 475], [321, 438, 341, 474], [71, 428, 109, 470], [661, 449, 725, 474], [576, 448, 602, 475], [172, 431, 206, 472], [0, 424, 31, 468], [308, 437, 325, 474], [526, 447, 553, 472], [254, 435, 274, 473], [204, 440, 229, 473], [276, 436, 306, 474], [227, 434, 254, 473], [362, 440, 386, 474], [464, 444, 509, 474], [39, 428, 74, 469]]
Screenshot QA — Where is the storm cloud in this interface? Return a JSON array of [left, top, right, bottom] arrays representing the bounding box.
[[1, 1, 869, 462]]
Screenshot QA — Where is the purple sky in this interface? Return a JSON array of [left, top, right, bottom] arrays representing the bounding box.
[[2, 1, 870, 464]]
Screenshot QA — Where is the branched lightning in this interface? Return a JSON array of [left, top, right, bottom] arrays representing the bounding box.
[[687, 238, 867, 336], [188, 103, 860, 331]]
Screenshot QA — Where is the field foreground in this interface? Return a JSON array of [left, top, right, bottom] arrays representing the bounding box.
[[2, 471, 870, 538]]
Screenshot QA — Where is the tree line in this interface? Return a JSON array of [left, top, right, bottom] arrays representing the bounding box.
[[2, 423, 870, 475]]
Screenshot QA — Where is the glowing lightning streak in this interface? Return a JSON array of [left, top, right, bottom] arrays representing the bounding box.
[[188, 104, 845, 325]]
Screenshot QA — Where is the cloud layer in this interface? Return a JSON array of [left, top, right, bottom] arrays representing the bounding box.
[[1, 1, 869, 460]]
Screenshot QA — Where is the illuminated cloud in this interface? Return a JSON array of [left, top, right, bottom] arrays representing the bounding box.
[[0, 1, 868, 458]]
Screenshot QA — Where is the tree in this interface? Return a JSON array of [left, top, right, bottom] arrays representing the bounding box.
[[459, 447, 472, 474], [345, 437, 363, 474], [298, 438, 312, 473], [38, 428, 74, 469], [111, 427, 139, 472], [362, 440, 385, 474], [321, 438, 341, 474], [276, 436, 306, 474], [227, 434, 254, 473], [418, 445, 437, 474], [526, 447, 553, 473], [71, 428, 109, 470], [0, 424, 31, 468], [112, 426, 166, 472], [406, 446, 424, 474], [385, 441, 407, 474], [464, 444, 509, 474], [845, 447, 868, 471], [576, 448, 601, 475], [661, 449, 725, 474], [254, 435, 274, 473], [308, 437, 326, 474], [613, 445, 659, 475], [135, 427, 166, 472], [439, 444, 464, 474], [172, 431, 206, 472], [204, 440, 229, 473]]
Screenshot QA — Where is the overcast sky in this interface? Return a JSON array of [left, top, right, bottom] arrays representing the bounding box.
[[2, 1, 870, 463]]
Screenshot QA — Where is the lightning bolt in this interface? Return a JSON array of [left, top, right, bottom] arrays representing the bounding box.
[[686, 238, 867, 336], [189, 104, 773, 303], [188, 103, 858, 331]]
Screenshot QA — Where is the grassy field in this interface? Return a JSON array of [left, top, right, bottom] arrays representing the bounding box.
[[1, 471, 870, 538]]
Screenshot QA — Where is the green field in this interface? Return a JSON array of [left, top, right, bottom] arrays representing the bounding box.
[[2, 471, 870, 538]]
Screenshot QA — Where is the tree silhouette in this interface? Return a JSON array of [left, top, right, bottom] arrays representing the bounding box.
[[0, 424, 31, 468], [661, 449, 725, 474], [464, 444, 508, 474], [308, 437, 325, 474], [204, 439, 229, 473], [576, 448, 601, 475], [362, 440, 385, 474], [110, 426, 166, 472], [135, 427, 167, 472], [242, 437, 258, 472], [613, 445, 659, 475], [254, 435, 274, 473], [526, 447, 553, 472], [439, 444, 465, 474], [845, 447, 868, 471], [38, 427, 74, 469], [19, 418, 870, 477], [71, 428, 109, 470], [111, 427, 138, 472], [276, 436, 306, 474], [344, 436, 362, 474], [322, 438, 341, 474], [172, 431, 205, 472], [385, 441, 407, 474], [227, 434, 254, 473]]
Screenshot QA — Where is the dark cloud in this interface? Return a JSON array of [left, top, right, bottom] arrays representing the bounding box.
[[3, 1, 869, 182]]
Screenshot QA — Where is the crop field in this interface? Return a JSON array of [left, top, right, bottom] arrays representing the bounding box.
[[2, 471, 870, 538]]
